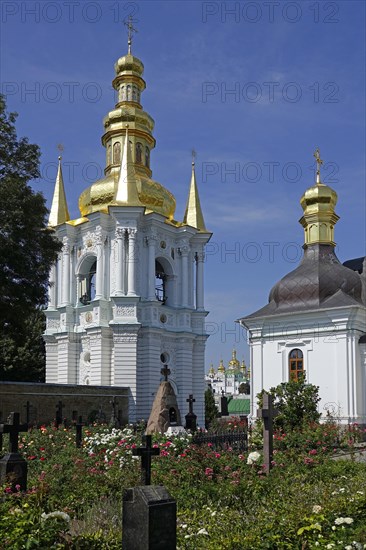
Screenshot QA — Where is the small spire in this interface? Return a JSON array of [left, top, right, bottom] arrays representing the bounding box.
[[48, 156, 70, 226], [124, 15, 138, 55], [115, 125, 142, 205], [314, 147, 323, 184], [183, 151, 207, 231]]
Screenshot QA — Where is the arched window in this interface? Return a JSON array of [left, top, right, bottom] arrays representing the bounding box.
[[80, 260, 96, 305], [113, 142, 121, 165], [136, 142, 143, 164], [289, 349, 304, 381], [126, 85, 131, 101], [107, 142, 112, 165], [145, 146, 150, 168], [155, 260, 166, 303], [132, 85, 137, 101]]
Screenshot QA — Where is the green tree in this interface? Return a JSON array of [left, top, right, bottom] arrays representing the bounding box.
[[0, 95, 61, 380], [205, 388, 219, 428], [258, 376, 321, 432]]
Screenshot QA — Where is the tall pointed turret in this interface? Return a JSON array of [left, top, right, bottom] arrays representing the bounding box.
[[183, 157, 207, 232], [48, 156, 70, 227], [115, 125, 142, 205]]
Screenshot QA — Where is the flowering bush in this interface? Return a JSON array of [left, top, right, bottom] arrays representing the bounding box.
[[0, 422, 365, 548]]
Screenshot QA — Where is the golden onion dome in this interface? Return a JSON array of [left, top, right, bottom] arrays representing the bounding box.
[[300, 182, 338, 214], [228, 349, 240, 370], [218, 359, 225, 373], [78, 173, 176, 219], [208, 364, 215, 377], [114, 53, 144, 76]]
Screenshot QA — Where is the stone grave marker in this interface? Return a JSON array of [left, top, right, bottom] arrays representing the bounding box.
[[0, 412, 28, 491], [75, 416, 84, 448], [257, 392, 278, 473], [185, 394, 197, 431], [123, 434, 176, 549]]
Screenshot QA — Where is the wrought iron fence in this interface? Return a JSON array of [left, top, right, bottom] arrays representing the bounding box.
[[192, 430, 248, 452]]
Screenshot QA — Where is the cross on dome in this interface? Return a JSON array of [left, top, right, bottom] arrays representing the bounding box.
[[124, 15, 138, 54], [314, 148, 323, 184]]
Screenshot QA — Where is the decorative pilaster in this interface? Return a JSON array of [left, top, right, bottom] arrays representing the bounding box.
[[147, 234, 157, 300], [48, 264, 57, 309], [61, 237, 71, 306], [195, 251, 205, 311], [127, 228, 137, 296], [95, 226, 105, 300], [179, 244, 189, 307], [115, 226, 126, 296]]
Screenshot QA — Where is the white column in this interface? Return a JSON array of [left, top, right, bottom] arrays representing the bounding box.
[[115, 227, 124, 296], [147, 235, 157, 300], [61, 237, 70, 305], [127, 228, 137, 296], [48, 264, 57, 308], [75, 274, 82, 306], [180, 245, 189, 307], [95, 227, 105, 300], [196, 251, 205, 310]]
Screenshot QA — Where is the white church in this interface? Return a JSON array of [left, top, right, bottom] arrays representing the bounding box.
[[44, 36, 211, 425], [239, 152, 366, 424]]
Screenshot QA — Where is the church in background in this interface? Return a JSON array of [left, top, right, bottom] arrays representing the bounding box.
[[239, 151, 366, 424], [44, 29, 211, 426]]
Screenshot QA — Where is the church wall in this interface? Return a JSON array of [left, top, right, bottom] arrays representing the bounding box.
[[248, 310, 366, 423]]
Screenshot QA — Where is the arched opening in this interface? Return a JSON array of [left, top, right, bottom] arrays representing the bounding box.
[[289, 349, 304, 381], [136, 142, 143, 164], [155, 260, 166, 303], [145, 146, 150, 168], [113, 142, 121, 165], [79, 257, 97, 305]]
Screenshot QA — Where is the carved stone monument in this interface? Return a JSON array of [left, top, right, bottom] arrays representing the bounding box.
[[146, 367, 182, 435]]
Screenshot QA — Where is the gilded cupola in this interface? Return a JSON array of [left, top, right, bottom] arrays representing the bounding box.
[[299, 148, 339, 247], [77, 20, 176, 221]]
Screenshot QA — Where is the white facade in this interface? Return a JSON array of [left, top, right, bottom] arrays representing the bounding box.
[[44, 46, 211, 427], [244, 306, 366, 423]]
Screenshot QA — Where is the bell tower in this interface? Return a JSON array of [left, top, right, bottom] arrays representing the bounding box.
[[44, 25, 212, 426]]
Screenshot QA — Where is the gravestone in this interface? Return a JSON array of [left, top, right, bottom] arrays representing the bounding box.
[[185, 394, 197, 431], [146, 367, 182, 434], [219, 393, 229, 416], [123, 434, 176, 549], [257, 392, 278, 473], [0, 412, 28, 491], [75, 416, 83, 448]]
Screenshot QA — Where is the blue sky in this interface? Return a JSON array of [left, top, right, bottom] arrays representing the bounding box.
[[1, 0, 365, 370]]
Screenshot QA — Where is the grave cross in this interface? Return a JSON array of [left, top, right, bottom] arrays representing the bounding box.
[[55, 400, 64, 429], [110, 396, 118, 427], [161, 365, 171, 382], [0, 412, 28, 453], [24, 401, 32, 425], [132, 435, 160, 485], [186, 394, 195, 414], [257, 392, 278, 474]]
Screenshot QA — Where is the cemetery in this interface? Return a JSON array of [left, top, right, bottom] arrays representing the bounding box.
[[1, 383, 366, 549]]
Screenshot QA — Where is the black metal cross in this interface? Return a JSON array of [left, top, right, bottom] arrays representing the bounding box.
[[257, 392, 278, 474], [0, 412, 28, 453], [132, 435, 160, 485], [161, 365, 171, 382], [186, 394, 195, 414]]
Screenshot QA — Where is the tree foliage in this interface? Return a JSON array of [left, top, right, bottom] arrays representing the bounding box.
[[258, 376, 321, 432], [205, 388, 219, 428], [0, 94, 61, 380]]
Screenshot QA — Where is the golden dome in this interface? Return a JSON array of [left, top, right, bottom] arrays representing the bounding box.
[[228, 349, 240, 370], [78, 173, 176, 219], [208, 364, 215, 377], [114, 53, 144, 76], [299, 149, 339, 247], [218, 359, 225, 373]]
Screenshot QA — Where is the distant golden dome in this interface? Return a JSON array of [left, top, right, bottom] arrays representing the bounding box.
[[78, 173, 176, 219], [228, 349, 240, 370], [218, 359, 225, 373]]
